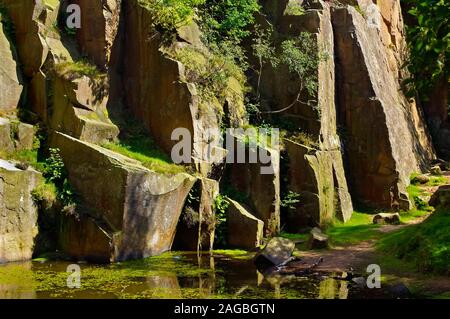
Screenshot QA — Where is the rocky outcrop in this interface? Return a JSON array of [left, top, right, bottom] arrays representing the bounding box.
[[50, 74, 119, 144], [256, 1, 353, 228], [0, 160, 42, 263], [51, 132, 196, 262], [332, 5, 434, 210], [0, 118, 36, 153], [227, 198, 264, 249], [73, 0, 122, 69], [0, 18, 22, 113]]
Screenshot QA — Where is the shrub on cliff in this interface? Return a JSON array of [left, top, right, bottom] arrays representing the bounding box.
[[404, 0, 449, 103]]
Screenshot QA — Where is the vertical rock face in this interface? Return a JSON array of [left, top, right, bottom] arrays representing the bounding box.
[[0, 18, 22, 113], [74, 0, 122, 69], [52, 132, 196, 262], [225, 138, 281, 236], [332, 6, 434, 210], [284, 140, 352, 229], [258, 1, 353, 227], [0, 161, 42, 263]]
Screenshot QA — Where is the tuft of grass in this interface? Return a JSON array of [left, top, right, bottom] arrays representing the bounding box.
[[54, 60, 104, 80], [378, 209, 450, 275], [31, 182, 58, 204], [326, 212, 382, 247]]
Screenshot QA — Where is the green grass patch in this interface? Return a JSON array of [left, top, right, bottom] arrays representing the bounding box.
[[212, 249, 255, 260], [102, 134, 187, 175], [399, 209, 431, 223], [378, 209, 450, 275], [0, 149, 44, 171], [326, 212, 382, 247]]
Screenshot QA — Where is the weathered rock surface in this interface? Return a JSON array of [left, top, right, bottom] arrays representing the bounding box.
[[307, 227, 329, 250], [254, 237, 295, 267], [429, 185, 450, 210], [227, 198, 264, 249], [332, 5, 434, 210], [284, 140, 352, 229], [0, 118, 14, 153], [74, 0, 122, 69], [51, 132, 196, 262], [373, 213, 401, 225], [0, 18, 23, 113], [0, 160, 42, 263]]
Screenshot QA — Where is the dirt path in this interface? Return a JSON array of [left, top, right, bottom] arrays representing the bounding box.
[[283, 171, 450, 295]]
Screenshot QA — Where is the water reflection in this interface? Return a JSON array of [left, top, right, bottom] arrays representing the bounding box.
[[0, 252, 400, 299]]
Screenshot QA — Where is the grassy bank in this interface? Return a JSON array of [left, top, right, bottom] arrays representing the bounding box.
[[377, 209, 450, 275]]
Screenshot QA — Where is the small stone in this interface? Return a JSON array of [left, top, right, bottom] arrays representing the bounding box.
[[411, 174, 430, 185], [430, 165, 442, 176], [373, 213, 401, 225], [307, 227, 329, 250], [254, 237, 295, 267]]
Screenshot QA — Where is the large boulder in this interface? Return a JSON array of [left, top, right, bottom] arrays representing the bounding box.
[[254, 237, 295, 267], [0, 160, 42, 263], [0, 16, 23, 113], [227, 198, 264, 249], [429, 185, 450, 210], [332, 6, 434, 210], [51, 132, 196, 262]]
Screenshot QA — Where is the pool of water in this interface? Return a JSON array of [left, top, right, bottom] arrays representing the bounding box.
[[0, 252, 409, 299]]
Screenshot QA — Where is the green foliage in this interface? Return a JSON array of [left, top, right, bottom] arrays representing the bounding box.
[[170, 45, 246, 102], [214, 194, 230, 247], [139, 0, 205, 31], [285, 1, 306, 16], [42, 148, 75, 206], [280, 33, 319, 98], [378, 209, 450, 275], [54, 60, 104, 80], [200, 0, 260, 42], [281, 191, 301, 210], [403, 0, 449, 102]]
